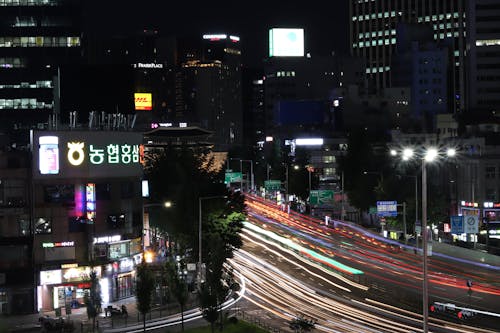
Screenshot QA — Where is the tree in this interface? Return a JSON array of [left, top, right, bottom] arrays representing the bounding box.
[[84, 270, 101, 332], [198, 233, 230, 332], [164, 260, 189, 331], [136, 262, 155, 332], [289, 315, 316, 333]]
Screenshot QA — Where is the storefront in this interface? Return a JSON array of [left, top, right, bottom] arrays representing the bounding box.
[[105, 257, 137, 301], [38, 265, 101, 312]]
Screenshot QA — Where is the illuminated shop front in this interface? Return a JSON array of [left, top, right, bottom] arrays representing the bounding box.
[[31, 130, 145, 313], [38, 266, 101, 312]]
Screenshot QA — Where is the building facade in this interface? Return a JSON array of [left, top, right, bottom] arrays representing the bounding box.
[[31, 130, 144, 313], [350, 0, 467, 114], [0, 0, 82, 131]]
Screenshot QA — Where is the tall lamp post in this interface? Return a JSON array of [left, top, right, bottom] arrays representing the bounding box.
[[391, 146, 456, 333], [142, 201, 172, 251], [197, 195, 227, 290], [241, 160, 254, 192]]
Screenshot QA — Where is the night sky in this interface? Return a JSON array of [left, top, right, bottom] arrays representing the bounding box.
[[84, 1, 349, 68]]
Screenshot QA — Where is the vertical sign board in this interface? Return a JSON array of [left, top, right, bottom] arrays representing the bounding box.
[[464, 215, 479, 234], [376, 201, 398, 217], [450, 216, 464, 234]]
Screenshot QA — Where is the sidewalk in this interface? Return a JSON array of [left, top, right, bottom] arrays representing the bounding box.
[[2, 296, 162, 332]]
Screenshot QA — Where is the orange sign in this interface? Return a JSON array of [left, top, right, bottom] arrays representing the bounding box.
[[134, 93, 152, 110]]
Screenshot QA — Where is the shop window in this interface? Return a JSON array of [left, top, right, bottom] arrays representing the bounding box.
[[34, 217, 52, 234]]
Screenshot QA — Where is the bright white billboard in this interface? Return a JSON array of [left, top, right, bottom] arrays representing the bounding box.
[[269, 28, 304, 57]]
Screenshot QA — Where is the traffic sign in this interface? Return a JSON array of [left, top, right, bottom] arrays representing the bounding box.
[[264, 180, 282, 191], [376, 201, 397, 217], [450, 216, 464, 234], [464, 215, 479, 234], [310, 190, 334, 206], [225, 171, 242, 184]]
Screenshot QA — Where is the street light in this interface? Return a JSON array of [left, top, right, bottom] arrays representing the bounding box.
[[142, 201, 173, 251], [285, 164, 299, 204], [198, 195, 227, 290], [391, 146, 456, 333], [398, 174, 418, 243]]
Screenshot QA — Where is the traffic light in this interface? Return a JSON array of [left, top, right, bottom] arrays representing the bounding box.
[[430, 305, 435, 312]]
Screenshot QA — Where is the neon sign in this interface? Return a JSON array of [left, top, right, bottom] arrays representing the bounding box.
[[86, 183, 96, 222], [64, 142, 142, 166], [42, 241, 74, 248]]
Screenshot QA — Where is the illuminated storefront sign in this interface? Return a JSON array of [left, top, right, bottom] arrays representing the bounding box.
[[42, 241, 75, 248], [94, 235, 121, 244], [40, 270, 62, 285], [86, 183, 96, 221], [32, 130, 144, 179], [61, 263, 78, 269], [134, 93, 152, 110], [62, 266, 101, 283], [39, 136, 59, 174], [67, 142, 142, 166]]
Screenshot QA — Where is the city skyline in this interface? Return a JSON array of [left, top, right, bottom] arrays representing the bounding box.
[[84, 0, 350, 67]]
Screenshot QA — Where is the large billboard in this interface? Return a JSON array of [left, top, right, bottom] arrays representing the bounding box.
[[134, 93, 152, 110], [269, 28, 304, 57], [31, 130, 144, 179]]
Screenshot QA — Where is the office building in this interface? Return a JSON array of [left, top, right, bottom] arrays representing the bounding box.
[[350, 0, 467, 114], [0, 0, 82, 131], [179, 34, 243, 151], [467, 0, 500, 113]]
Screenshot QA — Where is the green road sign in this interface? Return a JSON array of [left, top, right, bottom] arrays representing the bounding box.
[[310, 190, 334, 206], [225, 171, 242, 184], [264, 180, 282, 191]]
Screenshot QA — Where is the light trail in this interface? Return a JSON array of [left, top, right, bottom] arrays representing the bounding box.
[[230, 235, 500, 333]]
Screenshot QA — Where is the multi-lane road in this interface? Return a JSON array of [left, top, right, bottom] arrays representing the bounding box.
[[227, 194, 500, 332]]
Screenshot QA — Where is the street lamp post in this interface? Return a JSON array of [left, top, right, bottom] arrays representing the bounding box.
[[391, 146, 456, 333], [229, 158, 254, 192], [241, 160, 254, 192], [197, 195, 227, 290], [142, 201, 172, 251]]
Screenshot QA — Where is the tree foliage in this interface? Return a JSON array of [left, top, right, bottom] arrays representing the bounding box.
[[199, 233, 230, 332], [289, 315, 316, 333], [136, 262, 155, 332], [164, 260, 189, 331], [84, 270, 101, 332]]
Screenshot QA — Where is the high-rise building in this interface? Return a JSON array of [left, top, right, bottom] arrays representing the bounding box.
[[178, 34, 243, 151], [467, 0, 500, 113], [349, 0, 467, 114], [0, 0, 82, 131]]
